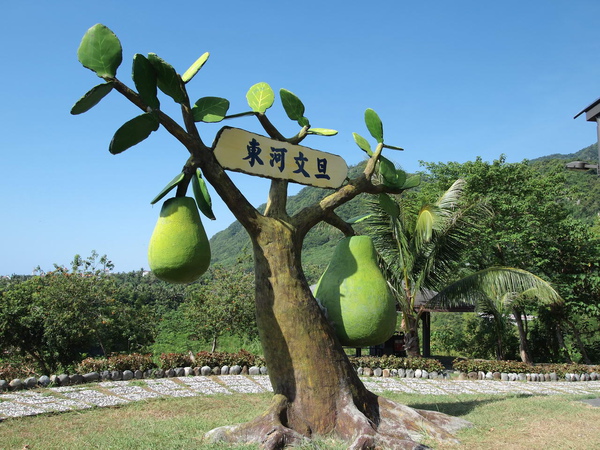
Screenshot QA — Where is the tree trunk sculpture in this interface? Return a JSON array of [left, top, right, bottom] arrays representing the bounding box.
[[72, 24, 471, 448]]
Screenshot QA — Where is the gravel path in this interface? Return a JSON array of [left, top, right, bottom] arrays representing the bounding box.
[[1, 376, 599, 419]]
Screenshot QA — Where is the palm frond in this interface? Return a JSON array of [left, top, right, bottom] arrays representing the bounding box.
[[436, 178, 466, 212], [428, 267, 562, 310]]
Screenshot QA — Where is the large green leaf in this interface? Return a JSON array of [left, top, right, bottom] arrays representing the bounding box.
[[132, 54, 159, 109], [378, 193, 400, 218], [298, 116, 310, 127], [280, 88, 305, 121], [308, 128, 338, 136], [181, 52, 210, 83], [379, 157, 407, 188], [246, 82, 274, 113], [77, 24, 122, 78], [402, 174, 421, 189], [192, 97, 230, 123], [365, 108, 383, 143], [353, 132, 373, 156], [70, 82, 114, 115], [109, 113, 159, 154], [150, 172, 185, 205], [192, 170, 216, 220], [147, 53, 186, 104]]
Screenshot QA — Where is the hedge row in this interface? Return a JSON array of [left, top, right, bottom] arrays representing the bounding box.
[[75, 350, 265, 374], [348, 355, 445, 372], [452, 358, 600, 377]]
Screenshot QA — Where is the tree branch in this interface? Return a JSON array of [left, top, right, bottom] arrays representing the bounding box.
[[292, 160, 404, 240], [111, 79, 200, 151], [256, 113, 287, 141], [323, 212, 355, 237]]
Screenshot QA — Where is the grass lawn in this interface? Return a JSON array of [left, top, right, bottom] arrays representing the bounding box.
[[1, 391, 599, 449]]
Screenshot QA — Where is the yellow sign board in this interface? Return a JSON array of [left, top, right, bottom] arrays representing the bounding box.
[[213, 127, 348, 189]]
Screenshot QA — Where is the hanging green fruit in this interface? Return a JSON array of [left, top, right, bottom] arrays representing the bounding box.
[[314, 236, 397, 346], [148, 197, 211, 283]]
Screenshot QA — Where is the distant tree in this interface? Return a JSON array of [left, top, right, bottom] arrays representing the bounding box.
[[0, 252, 159, 372], [182, 265, 256, 352], [0, 253, 117, 372]]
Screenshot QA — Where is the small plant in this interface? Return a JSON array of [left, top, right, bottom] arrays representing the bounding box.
[[159, 352, 193, 369], [77, 357, 110, 373]]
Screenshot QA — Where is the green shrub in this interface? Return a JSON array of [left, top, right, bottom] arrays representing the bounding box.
[[108, 353, 156, 371], [77, 357, 110, 373], [348, 355, 444, 372], [77, 354, 156, 373], [159, 352, 193, 369], [0, 361, 36, 380]]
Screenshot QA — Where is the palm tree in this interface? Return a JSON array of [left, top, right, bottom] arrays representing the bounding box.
[[428, 268, 562, 363], [366, 179, 562, 359]]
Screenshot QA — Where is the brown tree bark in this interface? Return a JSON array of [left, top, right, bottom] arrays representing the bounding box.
[[512, 307, 532, 365], [402, 313, 421, 357]]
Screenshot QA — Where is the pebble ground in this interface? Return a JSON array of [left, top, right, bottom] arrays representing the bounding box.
[[1, 376, 599, 419]]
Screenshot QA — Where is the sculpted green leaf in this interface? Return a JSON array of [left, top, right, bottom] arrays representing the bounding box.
[[147, 53, 186, 104], [353, 132, 373, 156], [379, 156, 406, 188], [402, 174, 421, 189], [246, 82, 274, 113], [378, 193, 400, 218], [70, 82, 114, 115], [307, 128, 338, 136], [109, 113, 160, 154], [365, 108, 383, 143], [181, 52, 210, 83], [132, 54, 159, 109], [192, 97, 230, 123], [150, 172, 185, 205], [77, 24, 123, 78], [192, 169, 216, 220], [280, 89, 305, 121], [298, 117, 310, 127]]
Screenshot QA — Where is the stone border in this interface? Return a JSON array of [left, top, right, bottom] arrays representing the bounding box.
[[3, 364, 599, 392], [357, 367, 600, 382], [0, 365, 268, 392]]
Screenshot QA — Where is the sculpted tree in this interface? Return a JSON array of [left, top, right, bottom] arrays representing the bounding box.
[[72, 24, 470, 449]]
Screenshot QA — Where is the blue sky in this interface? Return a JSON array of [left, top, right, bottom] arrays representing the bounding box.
[[1, 0, 599, 275]]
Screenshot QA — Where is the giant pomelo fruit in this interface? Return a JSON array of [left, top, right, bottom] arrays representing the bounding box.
[[148, 196, 210, 284], [314, 235, 397, 346]]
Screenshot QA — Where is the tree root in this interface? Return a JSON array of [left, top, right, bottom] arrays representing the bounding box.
[[204, 394, 307, 449], [204, 392, 471, 449]]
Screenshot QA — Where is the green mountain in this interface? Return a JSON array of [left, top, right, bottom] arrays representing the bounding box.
[[210, 145, 600, 282], [529, 144, 600, 223]]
